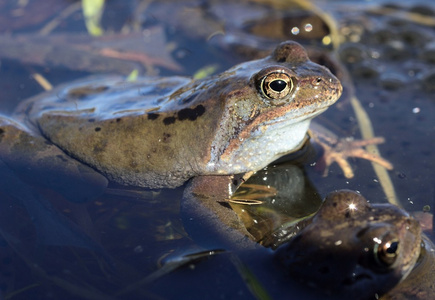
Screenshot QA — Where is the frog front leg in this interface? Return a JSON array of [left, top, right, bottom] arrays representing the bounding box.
[[309, 122, 393, 178], [181, 174, 259, 251], [0, 116, 108, 203]]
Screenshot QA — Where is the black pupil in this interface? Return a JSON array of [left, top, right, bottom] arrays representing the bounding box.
[[386, 241, 399, 254], [270, 79, 287, 92]]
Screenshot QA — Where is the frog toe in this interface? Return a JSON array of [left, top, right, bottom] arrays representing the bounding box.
[[317, 136, 393, 178]]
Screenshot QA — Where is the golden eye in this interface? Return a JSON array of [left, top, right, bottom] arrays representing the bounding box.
[[260, 72, 294, 99], [374, 235, 399, 267]]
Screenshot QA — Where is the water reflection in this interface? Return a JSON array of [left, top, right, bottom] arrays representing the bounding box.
[[0, 158, 187, 299], [230, 163, 322, 247]]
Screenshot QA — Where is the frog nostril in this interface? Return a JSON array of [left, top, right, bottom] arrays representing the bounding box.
[[313, 77, 323, 85], [311, 77, 323, 86]]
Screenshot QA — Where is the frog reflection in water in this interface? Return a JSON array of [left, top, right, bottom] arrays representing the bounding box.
[[275, 190, 422, 300], [0, 41, 344, 192]]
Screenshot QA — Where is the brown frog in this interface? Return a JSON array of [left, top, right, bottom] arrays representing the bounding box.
[[0, 41, 342, 193], [275, 190, 422, 300], [381, 234, 435, 300]]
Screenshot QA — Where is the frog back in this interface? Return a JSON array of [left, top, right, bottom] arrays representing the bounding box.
[[17, 76, 223, 188]]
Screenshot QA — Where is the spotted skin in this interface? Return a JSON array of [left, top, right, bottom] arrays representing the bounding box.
[[4, 41, 341, 189]]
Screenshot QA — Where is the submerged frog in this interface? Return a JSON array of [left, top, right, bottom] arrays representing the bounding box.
[[381, 234, 435, 300], [275, 190, 422, 299], [0, 41, 342, 191]]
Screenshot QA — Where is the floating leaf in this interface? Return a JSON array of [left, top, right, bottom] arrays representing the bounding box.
[[193, 64, 218, 79], [126, 69, 139, 81], [82, 0, 105, 36]]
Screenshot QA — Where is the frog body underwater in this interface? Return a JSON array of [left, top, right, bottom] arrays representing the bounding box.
[[275, 190, 422, 300], [0, 41, 341, 190]]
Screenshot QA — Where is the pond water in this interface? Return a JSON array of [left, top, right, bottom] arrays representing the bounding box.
[[0, 0, 434, 299]]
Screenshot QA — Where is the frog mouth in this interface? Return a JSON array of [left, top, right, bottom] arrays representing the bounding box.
[[341, 271, 374, 286], [261, 106, 328, 129], [339, 265, 393, 296]]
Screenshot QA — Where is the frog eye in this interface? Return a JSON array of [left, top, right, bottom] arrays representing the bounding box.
[[260, 72, 294, 100], [374, 234, 400, 267]]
